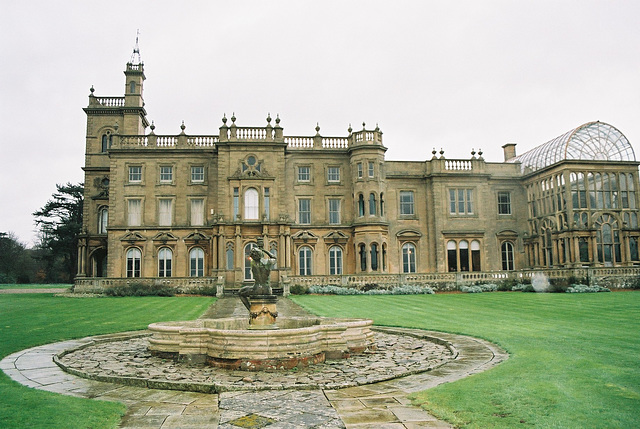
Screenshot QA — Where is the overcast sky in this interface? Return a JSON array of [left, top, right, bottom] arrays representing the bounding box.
[[2, 0, 639, 246]]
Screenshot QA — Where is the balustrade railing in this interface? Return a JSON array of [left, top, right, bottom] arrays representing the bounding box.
[[285, 136, 314, 148], [445, 160, 473, 171], [322, 137, 349, 149], [93, 97, 125, 107], [187, 136, 218, 147], [75, 266, 640, 294], [234, 127, 273, 140]]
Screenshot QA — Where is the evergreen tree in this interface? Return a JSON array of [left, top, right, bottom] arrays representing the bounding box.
[[33, 183, 84, 282]]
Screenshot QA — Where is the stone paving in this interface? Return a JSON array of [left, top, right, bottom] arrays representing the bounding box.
[[0, 297, 509, 428]]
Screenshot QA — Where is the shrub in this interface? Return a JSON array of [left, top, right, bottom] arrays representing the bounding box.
[[461, 283, 497, 293], [566, 284, 611, 293], [289, 284, 309, 295], [512, 284, 536, 292], [307, 284, 434, 295], [104, 283, 175, 297], [189, 285, 218, 296]]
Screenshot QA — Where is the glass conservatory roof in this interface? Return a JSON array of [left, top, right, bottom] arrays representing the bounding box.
[[510, 121, 635, 173]]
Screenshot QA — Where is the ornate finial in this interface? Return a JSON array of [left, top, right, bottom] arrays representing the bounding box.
[[222, 113, 227, 125], [150, 121, 155, 132], [180, 121, 186, 132], [266, 113, 272, 124], [89, 85, 95, 94], [231, 112, 236, 124], [439, 148, 444, 156], [348, 123, 352, 134], [478, 148, 483, 158], [432, 148, 437, 156], [375, 123, 380, 132], [130, 29, 142, 65], [471, 148, 476, 158], [114, 121, 119, 133], [362, 122, 366, 130], [315, 122, 320, 133], [275, 114, 281, 125]]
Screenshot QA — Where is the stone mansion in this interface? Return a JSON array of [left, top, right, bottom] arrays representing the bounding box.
[[74, 57, 640, 293]]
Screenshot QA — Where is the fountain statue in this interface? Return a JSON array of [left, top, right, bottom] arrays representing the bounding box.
[[147, 237, 375, 370], [238, 238, 279, 327]]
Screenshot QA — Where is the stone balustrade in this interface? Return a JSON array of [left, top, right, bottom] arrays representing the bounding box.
[[74, 266, 640, 295]]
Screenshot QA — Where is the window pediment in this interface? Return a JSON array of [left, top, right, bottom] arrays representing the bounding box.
[[152, 232, 178, 243], [184, 231, 210, 244], [120, 231, 146, 243], [292, 230, 318, 244], [324, 230, 349, 244], [396, 229, 422, 239]]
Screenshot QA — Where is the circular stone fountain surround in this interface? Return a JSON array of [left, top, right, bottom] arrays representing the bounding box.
[[148, 316, 375, 371]]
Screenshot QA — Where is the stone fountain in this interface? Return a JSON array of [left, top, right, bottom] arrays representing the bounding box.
[[148, 239, 375, 370]]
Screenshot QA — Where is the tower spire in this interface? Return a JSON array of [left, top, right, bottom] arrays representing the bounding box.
[[129, 29, 142, 65]]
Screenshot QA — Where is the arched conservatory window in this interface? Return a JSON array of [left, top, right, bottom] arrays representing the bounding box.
[[158, 248, 172, 277], [126, 248, 141, 278], [299, 246, 312, 276], [595, 214, 621, 265], [501, 242, 514, 271], [244, 188, 259, 220], [329, 246, 342, 275], [101, 133, 112, 152], [402, 243, 416, 273], [190, 247, 205, 277]]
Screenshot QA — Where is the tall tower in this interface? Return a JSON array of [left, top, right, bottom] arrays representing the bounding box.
[[122, 33, 147, 135], [77, 36, 149, 279]]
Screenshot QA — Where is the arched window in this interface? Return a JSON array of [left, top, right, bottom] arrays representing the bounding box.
[[595, 214, 621, 265], [402, 243, 416, 273], [370, 243, 379, 271], [329, 246, 342, 275], [98, 206, 108, 234], [244, 243, 257, 280], [359, 244, 366, 271], [471, 240, 481, 271], [369, 193, 377, 216], [190, 247, 205, 277], [382, 243, 387, 271], [447, 241, 457, 272], [299, 246, 312, 276], [358, 194, 365, 217], [158, 248, 172, 277], [126, 248, 141, 278], [226, 244, 234, 270], [501, 242, 514, 271], [101, 133, 112, 152], [129, 81, 136, 94], [244, 188, 259, 220], [459, 240, 469, 271], [270, 242, 278, 269]]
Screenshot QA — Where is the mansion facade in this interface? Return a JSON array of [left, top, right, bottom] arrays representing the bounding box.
[[75, 58, 640, 292]]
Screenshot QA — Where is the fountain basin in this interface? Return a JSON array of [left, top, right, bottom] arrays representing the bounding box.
[[148, 317, 375, 371]]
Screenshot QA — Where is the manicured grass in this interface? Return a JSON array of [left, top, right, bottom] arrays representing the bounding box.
[[0, 294, 214, 429], [291, 292, 640, 429], [0, 283, 72, 289]]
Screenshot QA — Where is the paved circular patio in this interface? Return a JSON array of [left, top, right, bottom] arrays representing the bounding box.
[[1, 297, 509, 428]]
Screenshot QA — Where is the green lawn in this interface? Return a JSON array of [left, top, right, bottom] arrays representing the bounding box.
[[292, 292, 640, 429], [0, 294, 214, 429], [0, 284, 72, 289]]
